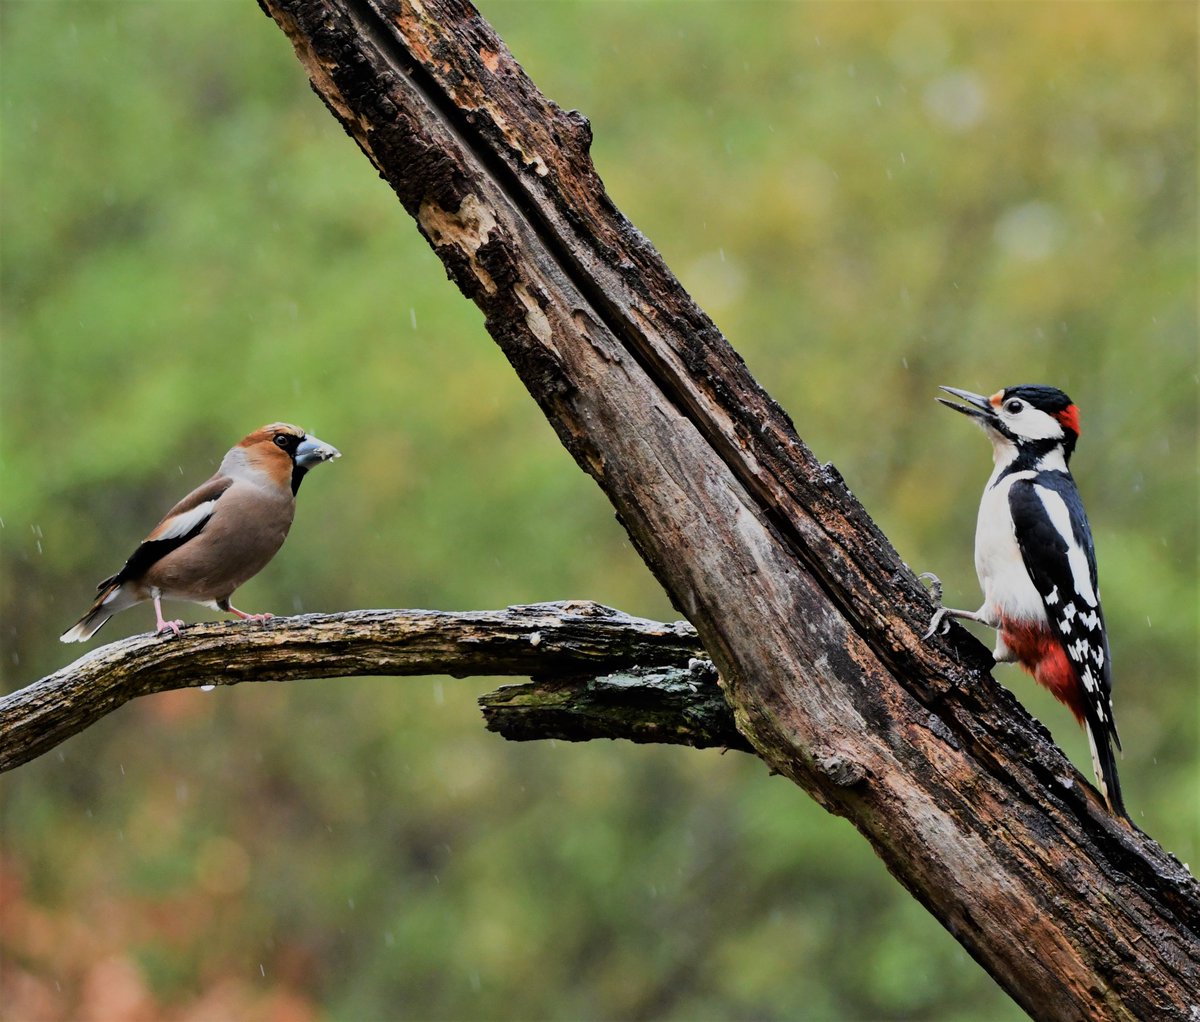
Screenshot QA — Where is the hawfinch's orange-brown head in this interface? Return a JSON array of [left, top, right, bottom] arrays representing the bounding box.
[[239, 423, 341, 494]]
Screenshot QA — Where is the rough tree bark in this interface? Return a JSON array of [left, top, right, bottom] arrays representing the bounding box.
[[6, 0, 1194, 1018], [0, 603, 738, 772], [239, 1, 1200, 1018]]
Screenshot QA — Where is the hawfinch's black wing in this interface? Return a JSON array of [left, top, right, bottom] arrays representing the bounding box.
[[100, 475, 233, 589]]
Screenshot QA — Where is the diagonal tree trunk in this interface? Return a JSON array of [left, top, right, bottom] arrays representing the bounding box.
[[122, 0, 1200, 1017]]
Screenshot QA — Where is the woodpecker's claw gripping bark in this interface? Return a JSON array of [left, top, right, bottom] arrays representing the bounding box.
[[918, 572, 952, 639]]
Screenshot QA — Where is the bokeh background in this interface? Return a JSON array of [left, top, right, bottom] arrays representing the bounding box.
[[2, 2, 1196, 1019]]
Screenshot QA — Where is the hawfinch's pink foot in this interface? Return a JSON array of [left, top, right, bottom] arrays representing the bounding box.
[[227, 606, 274, 624], [153, 596, 184, 637]]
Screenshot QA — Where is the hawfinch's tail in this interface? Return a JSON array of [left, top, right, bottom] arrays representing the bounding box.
[[60, 580, 138, 643]]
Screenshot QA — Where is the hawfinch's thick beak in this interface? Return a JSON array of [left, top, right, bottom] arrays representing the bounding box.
[[937, 386, 998, 426], [295, 434, 341, 469]]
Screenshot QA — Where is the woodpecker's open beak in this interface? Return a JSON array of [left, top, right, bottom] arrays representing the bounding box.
[[937, 386, 998, 426]]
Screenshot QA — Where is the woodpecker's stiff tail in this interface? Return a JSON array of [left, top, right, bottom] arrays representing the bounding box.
[[1085, 715, 1127, 819]]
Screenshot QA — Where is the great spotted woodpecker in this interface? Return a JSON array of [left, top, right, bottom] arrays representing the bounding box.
[[924, 384, 1127, 818]]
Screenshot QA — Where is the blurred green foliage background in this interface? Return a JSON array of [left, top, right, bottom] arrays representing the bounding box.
[[2, 2, 1196, 1019]]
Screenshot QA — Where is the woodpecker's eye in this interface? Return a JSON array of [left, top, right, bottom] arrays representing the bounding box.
[[1004, 399, 1024, 415], [273, 434, 290, 449]]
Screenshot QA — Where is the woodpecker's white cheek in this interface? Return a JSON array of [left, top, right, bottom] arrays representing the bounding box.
[[1004, 408, 1065, 442]]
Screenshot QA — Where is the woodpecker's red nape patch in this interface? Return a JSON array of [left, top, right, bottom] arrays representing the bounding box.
[[1055, 403, 1081, 436], [1000, 617, 1086, 726]]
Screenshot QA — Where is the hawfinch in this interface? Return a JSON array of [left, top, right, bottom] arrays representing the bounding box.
[[61, 423, 340, 643]]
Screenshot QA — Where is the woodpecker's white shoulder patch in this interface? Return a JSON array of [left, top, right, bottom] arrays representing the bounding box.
[[1033, 484, 1098, 607]]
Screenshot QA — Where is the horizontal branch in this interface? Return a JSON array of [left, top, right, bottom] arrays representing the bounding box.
[[0, 602, 708, 773]]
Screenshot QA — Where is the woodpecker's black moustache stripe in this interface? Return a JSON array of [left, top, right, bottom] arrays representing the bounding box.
[[991, 439, 1069, 489]]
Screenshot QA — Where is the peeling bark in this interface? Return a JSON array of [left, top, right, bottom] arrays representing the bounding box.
[[481, 659, 751, 753]]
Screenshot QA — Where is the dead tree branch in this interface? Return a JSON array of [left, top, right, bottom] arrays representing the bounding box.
[[481, 660, 750, 753], [0, 603, 717, 772], [247, 0, 1200, 1017]]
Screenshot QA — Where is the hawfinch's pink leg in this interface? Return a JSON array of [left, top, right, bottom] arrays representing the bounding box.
[[227, 605, 274, 624], [153, 595, 184, 637]]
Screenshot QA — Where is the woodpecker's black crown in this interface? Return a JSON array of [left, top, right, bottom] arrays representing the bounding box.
[[1001, 384, 1075, 421]]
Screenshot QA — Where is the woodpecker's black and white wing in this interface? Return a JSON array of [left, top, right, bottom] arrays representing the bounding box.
[[1008, 472, 1125, 816]]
